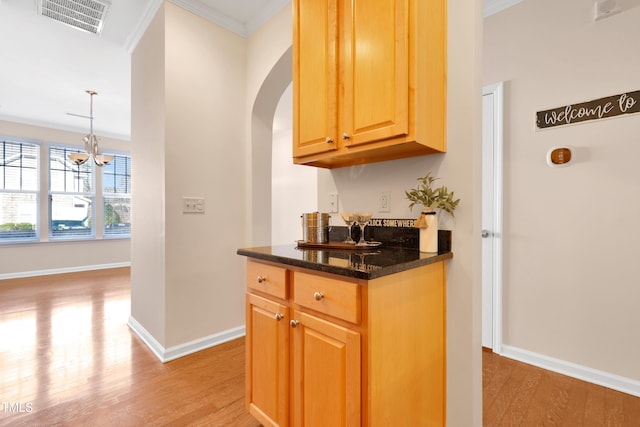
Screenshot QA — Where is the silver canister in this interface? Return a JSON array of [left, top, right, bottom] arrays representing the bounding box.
[[301, 212, 330, 243]]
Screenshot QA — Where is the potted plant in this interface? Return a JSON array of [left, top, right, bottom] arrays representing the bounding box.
[[405, 172, 460, 252]]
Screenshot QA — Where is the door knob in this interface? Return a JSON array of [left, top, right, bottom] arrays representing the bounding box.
[[482, 230, 491, 238]]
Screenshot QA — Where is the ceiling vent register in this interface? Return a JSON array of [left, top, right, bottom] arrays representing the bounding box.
[[37, 0, 111, 35]]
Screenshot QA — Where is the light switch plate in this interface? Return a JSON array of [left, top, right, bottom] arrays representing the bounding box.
[[183, 197, 205, 214]]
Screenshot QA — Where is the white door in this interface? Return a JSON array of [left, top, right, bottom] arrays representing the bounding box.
[[482, 83, 503, 353]]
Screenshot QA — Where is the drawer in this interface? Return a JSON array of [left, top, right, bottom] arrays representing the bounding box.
[[246, 260, 288, 300], [293, 271, 360, 324]]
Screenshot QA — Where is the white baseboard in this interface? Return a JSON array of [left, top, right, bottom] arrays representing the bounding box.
[[127, 316, 166, 361], [501, 345, 640, 397], [128, 315, 246, 363], [0, 262, 131, 280]]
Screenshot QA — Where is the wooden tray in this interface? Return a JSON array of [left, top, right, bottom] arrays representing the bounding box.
[[296, 241, 382, 250]]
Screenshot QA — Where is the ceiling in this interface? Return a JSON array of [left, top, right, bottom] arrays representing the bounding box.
[[0, 0, 514, 141], [0, 0, 288, 140]]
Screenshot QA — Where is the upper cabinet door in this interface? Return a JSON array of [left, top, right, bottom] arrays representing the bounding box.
[[341, 0, 409, 147], [293, 0, 339, 158], [293, 0, 446, 168]]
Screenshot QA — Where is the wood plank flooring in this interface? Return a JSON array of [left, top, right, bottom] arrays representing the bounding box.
[[0, 268, 260, 427], [1, 268, 639, 426], [483, 349, 640, 426]]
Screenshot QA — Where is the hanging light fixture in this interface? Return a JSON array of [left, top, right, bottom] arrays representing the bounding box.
[[68, 90, 113, 167]]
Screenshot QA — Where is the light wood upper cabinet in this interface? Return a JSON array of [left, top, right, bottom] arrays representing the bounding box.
[[292, 0, 338, 158], [341, 0, 408, 148], [293, 0, 447, 169]]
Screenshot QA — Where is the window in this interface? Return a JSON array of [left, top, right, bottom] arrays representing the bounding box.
[[102, 154, 131, 237], [0, 138, 39, 242], [1, 136, 130, 244], [49, 146, 93, 239]]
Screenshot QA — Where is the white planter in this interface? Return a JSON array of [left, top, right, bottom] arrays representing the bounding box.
[[419, 211, 438, 253]]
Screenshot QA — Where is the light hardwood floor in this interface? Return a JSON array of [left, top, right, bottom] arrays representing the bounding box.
[[1, 268, 639, 426], [483, 350, 640, 426], [0, 268, 259, 427]]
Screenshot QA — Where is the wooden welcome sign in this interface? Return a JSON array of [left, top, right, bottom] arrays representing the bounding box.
[[536, 90, 640, 130]]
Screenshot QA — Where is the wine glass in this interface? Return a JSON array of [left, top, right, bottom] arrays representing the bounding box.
[[340, 212, 356, 244], [354, 212, 373, 246]]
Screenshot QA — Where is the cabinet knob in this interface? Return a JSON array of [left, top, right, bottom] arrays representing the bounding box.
[[290, 320, 300, 328], [275, 313, 284, 321], [257, 275, 266, 283], [313, 291, 324, 301], [325, 136, 334, 144], [342, 133, 350, 140]]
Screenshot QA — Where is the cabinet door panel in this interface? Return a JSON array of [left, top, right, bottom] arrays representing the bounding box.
[[246, 293, 289, 427], [291, 311, 360, 427], [342, 0, 409, 146], [293, 0, 339, 157]]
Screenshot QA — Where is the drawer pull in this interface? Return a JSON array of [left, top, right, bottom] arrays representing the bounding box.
[[290, 320, 300, 328], [257, 275, 266, 284], [313, 291, 324, 301], [275, 313, 284, 321]]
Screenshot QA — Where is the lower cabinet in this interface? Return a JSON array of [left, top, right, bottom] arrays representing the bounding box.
[[246, 293, 289, 427], [291, 310, 361, 426], [244, 258, 446, 426]]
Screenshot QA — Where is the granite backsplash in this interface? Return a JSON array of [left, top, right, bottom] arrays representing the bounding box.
[[328, 218, 451, 252]]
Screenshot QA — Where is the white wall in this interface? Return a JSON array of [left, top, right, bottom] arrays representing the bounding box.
[[130, 4, 167, 346], [246, 5, 293, 247], [484, 0, 640, 385], [164, 3, 247, 348], [271, 83, 318, 245], [130, 2, 248, 351], [0, 120, 131, 278]]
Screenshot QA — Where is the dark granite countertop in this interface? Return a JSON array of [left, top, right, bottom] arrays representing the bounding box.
[[236, 244, 452, 280]]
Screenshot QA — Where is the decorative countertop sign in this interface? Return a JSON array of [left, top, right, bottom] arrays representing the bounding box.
[[536, 90, 640, 130]]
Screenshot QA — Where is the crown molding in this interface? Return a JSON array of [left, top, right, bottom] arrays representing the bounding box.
[[169, 0, 246, 35], [0, 114, 130, 141], [125, 0, 163, 54], [245, 0, 290, 35], [124, 0, 290, 51], [484, 0, 523, 17]]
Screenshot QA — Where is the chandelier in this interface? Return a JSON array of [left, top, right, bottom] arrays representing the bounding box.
[[68, 90, 113, 167]]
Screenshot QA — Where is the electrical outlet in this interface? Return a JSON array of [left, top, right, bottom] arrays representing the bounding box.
[[183, 197, 205, 214], [329, 193, 338, 213], [378, 191, 391, 212]]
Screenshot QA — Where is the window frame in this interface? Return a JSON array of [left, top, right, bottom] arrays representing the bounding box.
[[101, 151, 131, 238], [48, 143, 96, 241], [0, 136, 40, 244]]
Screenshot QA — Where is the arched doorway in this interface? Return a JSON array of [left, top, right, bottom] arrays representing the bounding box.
[[250, 46, 317, 245]]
